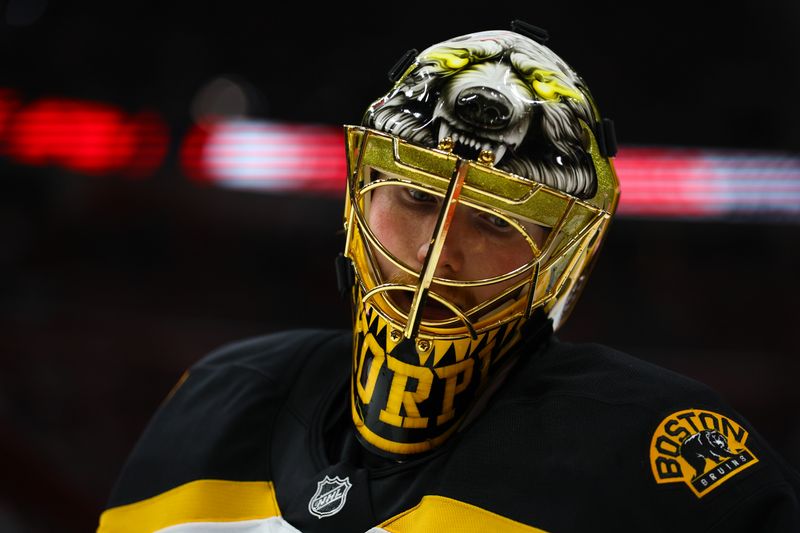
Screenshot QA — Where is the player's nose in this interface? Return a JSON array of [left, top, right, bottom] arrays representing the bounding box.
[[416, 211, 472, 275]]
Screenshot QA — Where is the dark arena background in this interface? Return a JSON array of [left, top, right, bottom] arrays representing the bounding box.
[[1, 1, 799, 531]]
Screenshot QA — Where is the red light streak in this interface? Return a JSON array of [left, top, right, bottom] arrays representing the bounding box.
[[180, 120, 346, 190], [1, 96, 168, 177]]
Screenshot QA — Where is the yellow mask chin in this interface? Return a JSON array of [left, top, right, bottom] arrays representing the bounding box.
[[350, 295, 532, 457]]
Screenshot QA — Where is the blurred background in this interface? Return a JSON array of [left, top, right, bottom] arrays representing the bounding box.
[[1, 1, 799, 531]]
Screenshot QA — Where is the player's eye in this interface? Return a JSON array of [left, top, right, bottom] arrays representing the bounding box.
[[478, 212, 511, 230], [405, 188, 437, 203]]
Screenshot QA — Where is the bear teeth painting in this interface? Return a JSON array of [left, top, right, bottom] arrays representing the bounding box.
[[365, 30, 600, 199]]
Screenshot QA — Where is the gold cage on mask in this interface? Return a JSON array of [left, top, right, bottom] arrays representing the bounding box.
[[344, 124, 619, 338], [341, 125, 619, 457]]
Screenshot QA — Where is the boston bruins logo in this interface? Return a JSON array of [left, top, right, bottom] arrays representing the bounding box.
[[650, 409, 758, 497]]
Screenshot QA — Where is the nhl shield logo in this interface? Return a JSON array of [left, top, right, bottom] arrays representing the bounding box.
[[308, 475, 352, 518]]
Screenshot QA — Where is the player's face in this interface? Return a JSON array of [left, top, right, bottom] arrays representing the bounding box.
[[366, 179, 549, 320]]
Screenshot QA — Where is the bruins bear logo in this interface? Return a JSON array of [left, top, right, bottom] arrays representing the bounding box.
[[650, 409, 758, 498], [680, 429, 734, 477]]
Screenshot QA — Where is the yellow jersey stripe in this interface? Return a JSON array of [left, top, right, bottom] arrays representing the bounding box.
[[378, 495, 550, 533], [97, 479, 281, 533]]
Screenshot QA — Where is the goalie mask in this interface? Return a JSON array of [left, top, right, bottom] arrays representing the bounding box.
[[341, 27, 620, 458]]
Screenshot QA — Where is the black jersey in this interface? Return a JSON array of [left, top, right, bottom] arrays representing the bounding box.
[[98, 329, 800, 532]]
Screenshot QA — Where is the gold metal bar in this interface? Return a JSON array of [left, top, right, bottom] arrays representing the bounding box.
[[403, 161, 469, 339]]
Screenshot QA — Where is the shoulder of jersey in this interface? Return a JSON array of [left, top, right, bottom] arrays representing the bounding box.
[[100, 329, 349, 522], [507, 337, 725, 409], [195, 328, 350, 377]]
